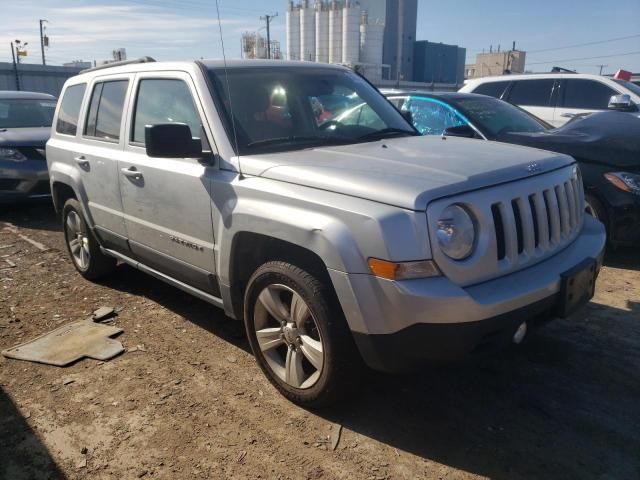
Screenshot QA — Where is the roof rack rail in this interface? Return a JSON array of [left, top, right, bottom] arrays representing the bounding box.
[[550, 66, 577, 73], [80, 56, 156, 73]]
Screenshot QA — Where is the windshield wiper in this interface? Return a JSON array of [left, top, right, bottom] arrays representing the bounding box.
[[247, 135, 352, 149], [356, 127, 418, 142]]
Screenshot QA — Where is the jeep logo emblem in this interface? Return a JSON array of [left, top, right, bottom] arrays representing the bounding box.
[[527, 163, 541, 173]]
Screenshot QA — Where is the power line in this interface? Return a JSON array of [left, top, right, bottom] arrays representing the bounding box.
[[527, 50, 640, 65], [467, 33, 640, 56], [527, 34, 640, 54]]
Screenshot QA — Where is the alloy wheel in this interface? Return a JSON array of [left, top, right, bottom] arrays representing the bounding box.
[[65, 210, 90, 269], [253, 284, 324, 389]]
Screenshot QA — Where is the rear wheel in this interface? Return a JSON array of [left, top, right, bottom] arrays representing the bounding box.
[[244, 261, 358, 407], [62, 198, 116, 279]]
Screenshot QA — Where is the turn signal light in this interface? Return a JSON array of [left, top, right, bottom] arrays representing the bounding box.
[[367, 258, 440, 280]]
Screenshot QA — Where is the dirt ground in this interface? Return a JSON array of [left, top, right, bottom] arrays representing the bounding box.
[[1, 203, 639, 480]]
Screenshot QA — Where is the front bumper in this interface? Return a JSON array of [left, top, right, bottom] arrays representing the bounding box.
[[0, 159, 50, 203], [330, 215, 606, 372]]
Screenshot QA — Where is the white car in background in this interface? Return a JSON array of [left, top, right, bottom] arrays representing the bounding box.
[[460, 73, 640, 127]]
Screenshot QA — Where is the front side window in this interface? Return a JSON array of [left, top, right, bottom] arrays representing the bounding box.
[[206, 66, 416, 154], [0, 98, 56, 129], [404, 97, 467, 135], [56, 84, 86, 135], [132, 79, 202, 145], [84, 80, 128, 141], [562, 79, 617, 109], [507, 79, 555, 107]]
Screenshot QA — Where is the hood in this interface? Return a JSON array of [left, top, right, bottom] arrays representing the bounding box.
[[0, 127, 51, 148], [239, 135, 572, 210], [497, 111, 640, 169]]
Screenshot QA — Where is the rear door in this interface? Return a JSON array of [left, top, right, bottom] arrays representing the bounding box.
[[504, 79, 556, 125], [118, 71, 219, 295], [554, 79, 619, 126], [70, 76, 132, 250]]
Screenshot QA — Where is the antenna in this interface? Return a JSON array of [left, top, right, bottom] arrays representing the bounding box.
[[215, 0, 242, 176]]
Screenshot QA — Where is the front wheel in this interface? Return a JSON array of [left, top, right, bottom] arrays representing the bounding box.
[[244, 261, 359, 407]]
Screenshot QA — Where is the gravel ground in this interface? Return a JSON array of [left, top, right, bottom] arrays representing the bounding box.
[[1, 203, 639, 480]]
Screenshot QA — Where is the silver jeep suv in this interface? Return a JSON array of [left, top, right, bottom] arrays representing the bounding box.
[[47, 59, 606, 406]]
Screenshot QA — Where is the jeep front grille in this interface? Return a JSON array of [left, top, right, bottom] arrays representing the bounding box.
[[491, 176, 583, 262], [427, 165, 584, 287]]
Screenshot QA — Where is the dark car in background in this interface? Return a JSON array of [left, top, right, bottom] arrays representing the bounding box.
[[383, 90, 640, 247], [0, 91, 57, 203]]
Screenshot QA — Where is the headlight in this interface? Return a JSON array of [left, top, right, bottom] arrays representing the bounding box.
[[604, 172, 640, 195], [436, 204, 476, 260], [0, 147, 27, 162]]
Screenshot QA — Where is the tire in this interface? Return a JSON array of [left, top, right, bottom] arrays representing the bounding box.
[[244, 261, 359, 407], [62, 198, 116, 280], [584, 193, 606, 224]]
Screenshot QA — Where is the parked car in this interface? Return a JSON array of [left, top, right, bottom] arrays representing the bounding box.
[[460, 73, 640, 127], [47, 59, 605, 406], [0, 91, 57, 203], [383, 90, 640, 247]]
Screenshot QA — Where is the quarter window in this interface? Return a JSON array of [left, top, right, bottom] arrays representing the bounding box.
[[56, 83, 86, 135], [562, 79, 617, 109], [84, 80, 129, 141], [132, 79, 202, 145], [507, 79, 555, 107]]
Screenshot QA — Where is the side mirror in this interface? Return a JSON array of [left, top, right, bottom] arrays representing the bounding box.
[[443, 124, 476, 138], [608, 94, 635, 111], [145, 123, 202, 158], [401, 109, 413, 126]]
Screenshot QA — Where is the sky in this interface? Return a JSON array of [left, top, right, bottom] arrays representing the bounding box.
[[1, 0, 639, 75]]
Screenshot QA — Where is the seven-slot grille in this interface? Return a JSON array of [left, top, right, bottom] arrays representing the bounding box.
[[490, 174, 583, 264]]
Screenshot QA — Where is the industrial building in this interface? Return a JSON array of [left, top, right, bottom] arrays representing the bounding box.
[[242, 32, 282, 59], [286, 0, 466, 87], [413, 41, 466, 85], [465, 46, 526, 79], [285, 0, 418, 82]]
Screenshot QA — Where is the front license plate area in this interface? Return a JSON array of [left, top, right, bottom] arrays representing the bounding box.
[[557, 258, 597, 318]]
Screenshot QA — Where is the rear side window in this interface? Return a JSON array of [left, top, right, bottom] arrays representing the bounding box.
[[562, 79, 617, 109], [132, 79, 202, 145], [472, 81, 510, 99], [56, 84, 86, 135], [84, 80, 129, 141], [507, 79, 555, 107]]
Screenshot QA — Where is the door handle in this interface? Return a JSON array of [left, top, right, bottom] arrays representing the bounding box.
[[73, 156, 90, 169], [120, 166, 143, 180]]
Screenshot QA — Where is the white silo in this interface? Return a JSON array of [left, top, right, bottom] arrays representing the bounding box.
[[286, 1, 301, 61], [315, 1, 329, 63], [360, 11, 384, 81], [342, 0, 360, 64], [300, 0, 316, 62], [328, 1, 343, 64]]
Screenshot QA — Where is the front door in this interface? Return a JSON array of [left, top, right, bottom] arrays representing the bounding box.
[[118, 72, 218, 295], [553, 79, 619, 126]]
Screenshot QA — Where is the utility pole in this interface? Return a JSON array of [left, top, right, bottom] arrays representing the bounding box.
[[597, 64, 608, 75], [10, 42, 20, 91], [260, 12, 278, 59], [39, 19, 48, 65]]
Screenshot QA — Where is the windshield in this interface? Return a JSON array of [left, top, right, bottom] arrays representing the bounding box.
[[0, 98, 56, 129], [451, 96, 550, 138], [206, 66, 416, 154], [612, 79, 640, 97]]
